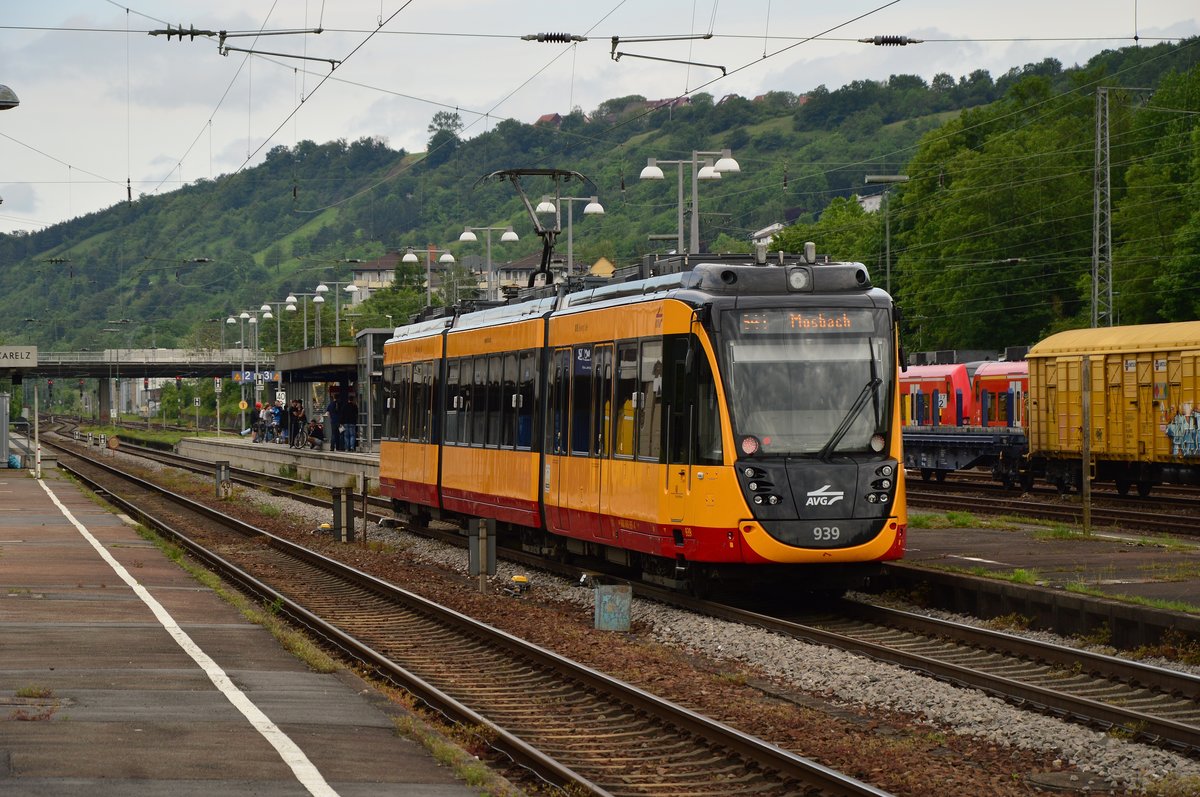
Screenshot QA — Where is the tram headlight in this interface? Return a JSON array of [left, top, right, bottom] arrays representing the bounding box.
[[786, 266, 812, 292], [870, 434, 886, 453], [740, 436, 761, 456], [878, 464, 894, 477]]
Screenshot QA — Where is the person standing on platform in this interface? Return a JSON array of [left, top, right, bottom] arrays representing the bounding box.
[[344, 393, 359, 452], [288, 399, 305, 448], [325, 390, 341, 451]]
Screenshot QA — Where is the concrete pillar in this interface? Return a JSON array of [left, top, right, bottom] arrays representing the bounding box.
[[98, 378, 113, 423]]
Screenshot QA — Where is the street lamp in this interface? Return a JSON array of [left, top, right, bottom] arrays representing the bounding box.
[[400, 246, 429, 304], [864, 174, 909, 293], [312, 293, 325, 346], [226, 313, 248, 431], [439, 252, 460, 304], [640, 149, 739, 254], [0, 84, 19, 111], [314, 280, 360, 345], [459, 225, 519, 301], [285, 292, 321, 349], [535, 196, 603, 277]]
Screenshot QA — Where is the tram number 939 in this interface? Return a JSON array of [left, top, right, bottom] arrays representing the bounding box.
[[812, 526, 841, 542]]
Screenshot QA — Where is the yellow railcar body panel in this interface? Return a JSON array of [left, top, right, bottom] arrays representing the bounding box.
[[549, 298, 691, 343], [442, 446, 540, 519], [381, 439, 440, 500], [1028, 321, 1200, 462], [447, 317, 544, 356], [384, 333, 443, 365]]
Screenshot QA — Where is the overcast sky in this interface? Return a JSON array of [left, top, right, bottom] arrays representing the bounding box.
[[1, 1, 1196, 235]]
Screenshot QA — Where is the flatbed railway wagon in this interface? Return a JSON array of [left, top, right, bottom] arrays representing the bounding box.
[[1026, 320, 1200, 496], [380, 250, 906, 591]]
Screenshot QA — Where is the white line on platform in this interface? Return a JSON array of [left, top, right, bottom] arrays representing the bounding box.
[[38, 479, 340, 797], [949, 555, 1016, 566]]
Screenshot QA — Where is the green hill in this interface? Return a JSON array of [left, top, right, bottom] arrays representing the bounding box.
[[2, 37, 1199, 353]]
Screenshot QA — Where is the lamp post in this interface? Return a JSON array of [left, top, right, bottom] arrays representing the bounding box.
[[314, 281, 360, 345], [400, 247, 429, 306], [458, 225, 519, 301], [312, 294, 325, 346], [640, 149, 739, 253], [864, 174, 909, 293], [439, 252, 460, 304], [535, 196, 604, 277], [226, 311, 255, 431], [405, 242, 456, 304], [285, 292, 319, 349], [260, 301, 290, 354]]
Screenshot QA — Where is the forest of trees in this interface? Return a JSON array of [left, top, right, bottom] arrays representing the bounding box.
[[1, 37, 1198, 356]]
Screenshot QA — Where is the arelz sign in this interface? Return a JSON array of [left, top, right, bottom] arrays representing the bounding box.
[[0, 346, 37, 366]]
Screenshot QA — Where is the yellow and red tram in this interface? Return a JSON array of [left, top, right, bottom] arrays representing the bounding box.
[[380, 252, 906, 589]]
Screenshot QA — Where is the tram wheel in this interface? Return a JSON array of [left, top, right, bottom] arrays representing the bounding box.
[[1136, 481, 1153, 498], [1115, 478, 1131, 497]]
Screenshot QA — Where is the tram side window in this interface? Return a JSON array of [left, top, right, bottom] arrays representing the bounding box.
[[500, 352, 518, 448], [665, 336, 689, 464], [694, 348, 723, 465], [472, 356, 488, 446], [444, 359, 462, 445], [638, 338, 663, 462], [571, 345, 594, 455], [461, 358, 477, 445], [411, 361, 430, 443], [613, 344, 639, 458], [547, 348, 570, 455], [517, 350, 536, 449], [397, 364, 411, 441], [593, 345, 612, 457], [486, 354, 502, 447], [382, 365, 397, 440]]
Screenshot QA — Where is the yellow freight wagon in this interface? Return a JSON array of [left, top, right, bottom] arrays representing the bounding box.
[[1027, 321, 1200, 496]]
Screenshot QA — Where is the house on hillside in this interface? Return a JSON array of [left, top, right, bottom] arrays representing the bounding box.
[[348, 251, 403, 301], [535, 112, 563, 127]]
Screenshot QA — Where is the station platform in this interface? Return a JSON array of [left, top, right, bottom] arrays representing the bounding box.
[[176, 435, 378, 491], [894, 518, 1200, 647], [0, 468, 482, 796]]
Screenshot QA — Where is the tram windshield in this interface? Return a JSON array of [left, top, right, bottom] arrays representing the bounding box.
[[718, 307, 894, 457]]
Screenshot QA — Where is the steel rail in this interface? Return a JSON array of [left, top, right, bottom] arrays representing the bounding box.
[[54, 446, 893, 797]]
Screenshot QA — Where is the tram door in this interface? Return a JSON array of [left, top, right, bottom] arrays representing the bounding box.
[[546, 348, 571, 532], [590, 344, 613, 538], [560, 344, 610, 538]]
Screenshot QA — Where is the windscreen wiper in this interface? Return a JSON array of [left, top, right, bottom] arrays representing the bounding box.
[[816, 377, 882, 461]]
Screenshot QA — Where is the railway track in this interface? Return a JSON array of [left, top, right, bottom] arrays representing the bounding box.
[[906, 482, 1200, 536], [49, 432, 1200, 761], [642, 589, 1200, 757], [51, 441, 891, 797]]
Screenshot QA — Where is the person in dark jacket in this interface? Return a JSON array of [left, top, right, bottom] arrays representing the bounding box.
[[325, 391, 341, 451], [343, 394, 359, 451]]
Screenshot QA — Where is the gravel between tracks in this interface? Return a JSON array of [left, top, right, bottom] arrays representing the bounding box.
[[249, 492, 1200, 794], [107, 449, 1200, 794]]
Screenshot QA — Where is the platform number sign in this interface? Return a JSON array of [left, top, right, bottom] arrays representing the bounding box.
[[214, 377, 223, 394]]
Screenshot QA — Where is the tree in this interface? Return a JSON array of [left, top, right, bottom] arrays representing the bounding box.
[[775, 196, 878, 265], [425, 112, 463, 167]]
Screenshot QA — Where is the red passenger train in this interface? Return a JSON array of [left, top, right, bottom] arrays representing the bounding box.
[[379, 251, 907, 591]]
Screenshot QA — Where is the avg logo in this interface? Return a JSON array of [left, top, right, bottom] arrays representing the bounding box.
[[805, 485, 845, 506]]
